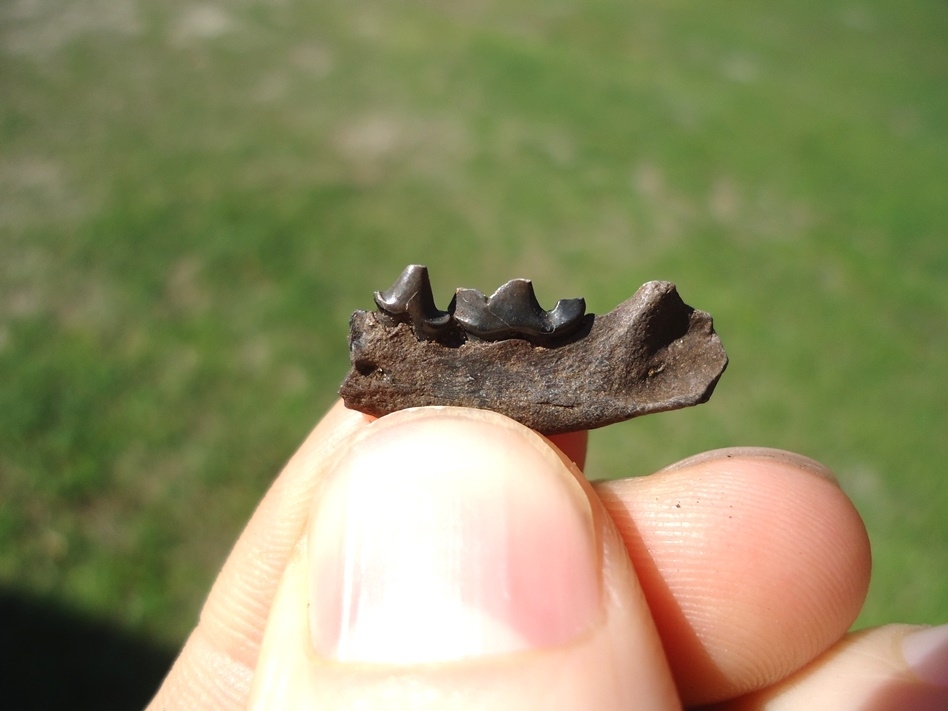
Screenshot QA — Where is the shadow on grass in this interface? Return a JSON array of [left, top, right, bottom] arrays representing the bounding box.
[[0, 588, 176, 711]]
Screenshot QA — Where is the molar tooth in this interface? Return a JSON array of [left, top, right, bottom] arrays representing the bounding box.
[[454, 278, 586, 344], [374, 264, 451, 340]]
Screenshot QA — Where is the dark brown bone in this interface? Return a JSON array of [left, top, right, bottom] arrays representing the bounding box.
[[340, 280, 728, 434]]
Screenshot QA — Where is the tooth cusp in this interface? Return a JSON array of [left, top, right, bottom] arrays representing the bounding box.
[[373, 264, 452, 340], [373, 266, 586, 346], [453, 279, 586, 344]]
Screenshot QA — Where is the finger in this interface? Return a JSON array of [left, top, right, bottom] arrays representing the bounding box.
[[715, 624, 948, 710], [594, 448, 871, 706], [148, 401, 372, 711], [547, 429, 588, 470], [248, 408, 680, 710]]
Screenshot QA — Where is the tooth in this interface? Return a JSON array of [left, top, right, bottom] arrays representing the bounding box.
[[453, 278, 586, 345], [373, 264, 451, 340]]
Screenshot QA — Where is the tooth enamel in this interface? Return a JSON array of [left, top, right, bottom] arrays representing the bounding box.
[[373, 264, 452, 340], [453, 279, 586, 345]]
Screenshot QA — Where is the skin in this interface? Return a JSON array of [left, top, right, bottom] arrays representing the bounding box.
[[148, 402, 940, 710]]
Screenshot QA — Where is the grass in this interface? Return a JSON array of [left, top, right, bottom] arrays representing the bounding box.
[[1, 0, 945, 651]]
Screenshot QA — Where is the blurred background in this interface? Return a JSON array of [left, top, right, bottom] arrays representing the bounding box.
[[1, 0, 945, 707]]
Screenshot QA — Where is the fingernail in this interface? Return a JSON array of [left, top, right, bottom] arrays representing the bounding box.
[[308, 408, 601, 664], [902, 624, 948, 688], [660, 446, 838, 483]]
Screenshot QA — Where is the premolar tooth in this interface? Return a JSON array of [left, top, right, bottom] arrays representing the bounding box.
[[374, 264, 451, 339], [453, 278, 586, 344]]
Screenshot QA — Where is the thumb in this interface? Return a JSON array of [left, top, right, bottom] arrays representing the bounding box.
[[247, 407, 679, 710]]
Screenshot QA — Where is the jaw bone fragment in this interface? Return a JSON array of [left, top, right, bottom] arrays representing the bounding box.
[[341, 266, 728, 435]]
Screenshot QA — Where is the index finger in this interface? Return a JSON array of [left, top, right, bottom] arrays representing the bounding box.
[[595, 448, 872, 705]]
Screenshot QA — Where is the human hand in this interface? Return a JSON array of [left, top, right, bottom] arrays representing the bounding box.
[[148, 402, 947, 709]]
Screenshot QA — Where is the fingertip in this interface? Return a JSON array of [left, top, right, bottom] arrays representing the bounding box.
[[250, 407, 679, 710], [309, 407, 601, 663], [596, 448, 871, 705], [902, 623, 948, 689], [659, 447, 838, 485]]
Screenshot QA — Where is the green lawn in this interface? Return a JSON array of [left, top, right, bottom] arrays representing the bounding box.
[[1, 0, 945, 652]]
